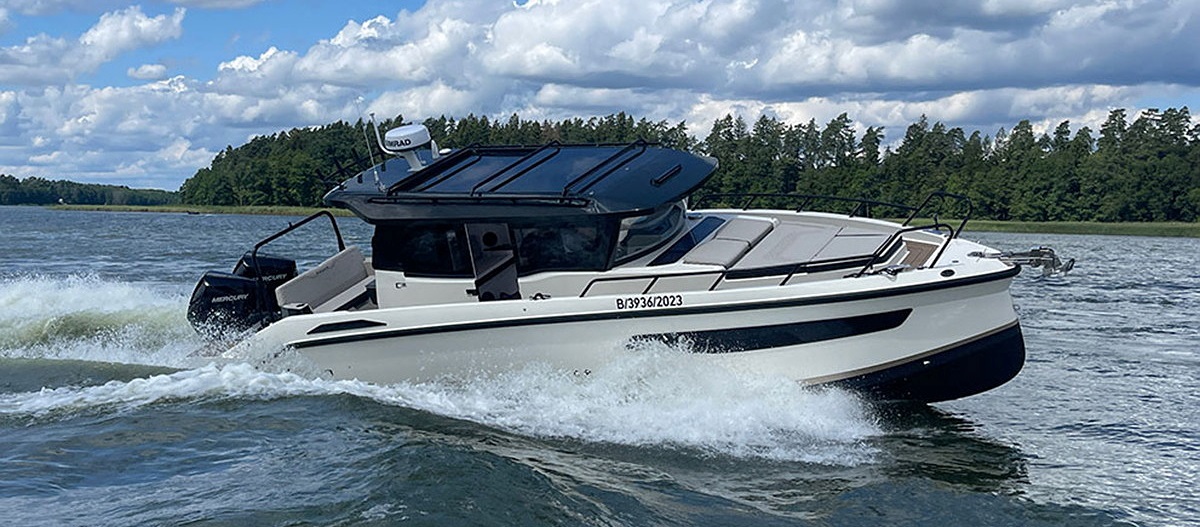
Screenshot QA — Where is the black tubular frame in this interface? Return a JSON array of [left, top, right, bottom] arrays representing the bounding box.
[[692, 192, 919, 218], [563, 140, 650, 196], [850, 222, 955, 277], [470, 142, 563, 195], [576, 237, 908, 297], [692, 190, 974, 276], [248, 210, 346, 315], [900, 191, 973, 239]]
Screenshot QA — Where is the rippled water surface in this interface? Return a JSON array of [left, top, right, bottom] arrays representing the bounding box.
[[1, 206, 1196, 526]]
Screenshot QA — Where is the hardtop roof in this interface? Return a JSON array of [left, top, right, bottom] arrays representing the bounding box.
[[325, 141, 717, 223]]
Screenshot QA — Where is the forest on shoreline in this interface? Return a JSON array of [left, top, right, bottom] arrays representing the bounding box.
[[6, 107, 1199, 223], [176, 107, 1200, 223], [0, 175, 177, 207]]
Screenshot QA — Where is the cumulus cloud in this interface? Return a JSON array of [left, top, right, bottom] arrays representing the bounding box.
[[484, 0, 737, 87], [0, 34, 74, 85], [4, 79, 227, 184], [80, 7, 184, 64], [0, 6, 184, 85], [127, 63, 169, 80], [2, 0, 1198, 190], [0, 91, 19, 142], [369, 81, 488, 119]]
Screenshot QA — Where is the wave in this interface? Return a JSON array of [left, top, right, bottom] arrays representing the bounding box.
[[0, 275, 203, 368], [1, 345, 880, 465], [423, 340, 882, 464]]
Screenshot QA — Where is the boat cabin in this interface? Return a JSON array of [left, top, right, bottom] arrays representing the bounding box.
[[324, 140, 715, 305]]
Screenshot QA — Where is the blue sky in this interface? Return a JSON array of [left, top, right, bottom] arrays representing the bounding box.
[[2, 0, 1199, 190], [4, 2, 423, 88]]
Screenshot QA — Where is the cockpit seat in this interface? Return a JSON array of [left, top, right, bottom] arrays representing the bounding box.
[[275, 246, 373, 315]]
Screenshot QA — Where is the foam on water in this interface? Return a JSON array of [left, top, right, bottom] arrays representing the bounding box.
[[0, 274, 202, 367], [413, 341, 882, 463], [1, 351, 880, 465]]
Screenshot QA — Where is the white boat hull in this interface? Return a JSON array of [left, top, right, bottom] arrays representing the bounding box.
[[230, 264, 1023, 402]]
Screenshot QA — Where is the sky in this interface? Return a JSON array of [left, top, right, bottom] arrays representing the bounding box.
[[1, 0, 1198, 191]]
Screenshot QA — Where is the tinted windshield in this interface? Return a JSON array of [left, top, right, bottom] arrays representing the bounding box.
[[613, 201, 685, 263]]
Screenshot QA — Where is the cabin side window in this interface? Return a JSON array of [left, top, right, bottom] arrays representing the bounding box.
[[613, 201, 686, 264], [372, 223, 472, 278], [512, 217, 615, 274]]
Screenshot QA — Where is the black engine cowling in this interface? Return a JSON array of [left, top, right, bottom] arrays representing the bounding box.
[[187, 253, 296, 335]]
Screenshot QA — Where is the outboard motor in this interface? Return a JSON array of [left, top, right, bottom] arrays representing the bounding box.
[[187, 253, 297, 335]]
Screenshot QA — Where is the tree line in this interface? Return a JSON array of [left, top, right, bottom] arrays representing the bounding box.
[[699, 107, 1200, 222], [11, 107, 1199, 223], [177, 120, 392, 207], [177, 108, 1200, 222], [0, 175, 177, 206], [176, 113, 696, 207]]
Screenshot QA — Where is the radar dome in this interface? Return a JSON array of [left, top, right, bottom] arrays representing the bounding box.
[[383, 124, 432, 152]]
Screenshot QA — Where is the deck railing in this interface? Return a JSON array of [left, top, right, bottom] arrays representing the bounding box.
[[693, 192, 918, 219], [850, 222, 956, 277], [693, 190, 973, 238]]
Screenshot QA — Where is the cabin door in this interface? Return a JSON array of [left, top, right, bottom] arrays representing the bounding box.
[[464, 223, 521, 301]]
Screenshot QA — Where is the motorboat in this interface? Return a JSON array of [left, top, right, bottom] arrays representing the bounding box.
[[187, 123, 1070, 402]]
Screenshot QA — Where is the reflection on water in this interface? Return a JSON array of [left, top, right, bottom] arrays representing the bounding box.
[[872, 403, 1028, 494]]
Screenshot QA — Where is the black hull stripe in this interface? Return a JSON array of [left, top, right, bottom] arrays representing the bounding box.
[[290, 265, 1019, 349], [631, 309, 911, 354], [308, 319, 387, 335]]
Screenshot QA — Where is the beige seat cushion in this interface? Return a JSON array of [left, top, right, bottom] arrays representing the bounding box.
[[275, 246, 370, 313], [683, 238, 752, 268], [714, 218, 774, 245], [682, 217, 774, 268]]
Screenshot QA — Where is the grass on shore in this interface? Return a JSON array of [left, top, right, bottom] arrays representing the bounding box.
[[884, 217, 1200, 237], [50, 204, 353, 217], [48, 204, 1200, 237], [962, 219, 1200, 237]]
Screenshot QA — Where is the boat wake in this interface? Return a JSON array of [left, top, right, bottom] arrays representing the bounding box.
[[0, 274, 202, 367], [424, 340, 882, 463], [0, 360, 879, 464], [0, 275, 880, 465]]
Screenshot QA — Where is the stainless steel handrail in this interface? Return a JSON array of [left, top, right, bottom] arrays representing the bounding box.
[[851, 223, 954, 278]]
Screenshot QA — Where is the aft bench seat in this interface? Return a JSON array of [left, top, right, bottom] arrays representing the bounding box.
[[275, 246, 373, 314]]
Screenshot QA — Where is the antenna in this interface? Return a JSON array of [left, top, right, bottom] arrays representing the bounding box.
[[351, 99, 385, 191]]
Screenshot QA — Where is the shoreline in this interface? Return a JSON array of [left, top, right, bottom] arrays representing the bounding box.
[[44, 204, 1200, 237], [48, 204, 354, 217], [961, 219, 1200, 238]]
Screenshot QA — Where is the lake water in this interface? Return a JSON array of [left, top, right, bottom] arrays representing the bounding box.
[[0, 205, 1196, 526]]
